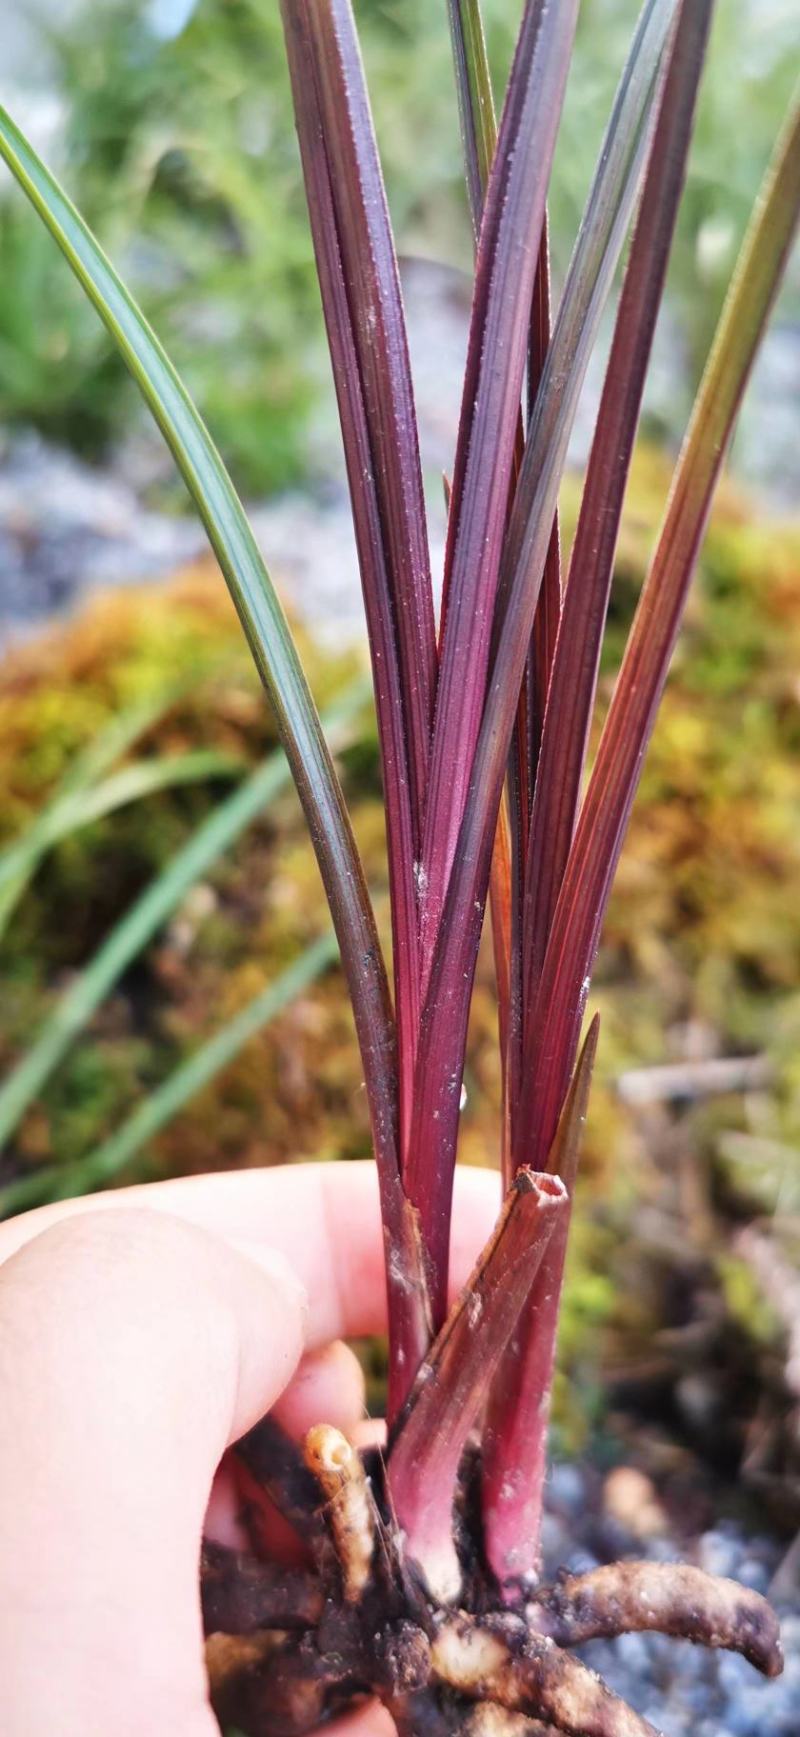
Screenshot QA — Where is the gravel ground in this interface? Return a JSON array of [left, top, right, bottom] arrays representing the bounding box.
[[541, 1462, 800, 1735], [0, 262, 461, 649], [0, 430, 204, 641]]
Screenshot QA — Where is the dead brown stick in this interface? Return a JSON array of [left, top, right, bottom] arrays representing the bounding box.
[[735, 1224, 800, 1402], [616, 1054, 771, 1106]]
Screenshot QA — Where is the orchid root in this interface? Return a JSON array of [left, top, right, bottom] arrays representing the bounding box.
[[526, 1560, 783, 1675], [202, 1423, 783, 1737]]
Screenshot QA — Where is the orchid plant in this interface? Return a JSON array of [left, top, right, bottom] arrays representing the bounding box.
[[0, 0, 797, 1732]]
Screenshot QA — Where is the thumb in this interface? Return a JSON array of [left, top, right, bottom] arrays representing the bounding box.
[[0, 1206, 307, 1737]]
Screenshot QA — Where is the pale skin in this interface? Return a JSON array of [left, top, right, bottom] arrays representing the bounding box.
[[0, 1159, 499, 1736]]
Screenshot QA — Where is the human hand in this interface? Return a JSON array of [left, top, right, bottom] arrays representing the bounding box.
[[0, 1160, 498, 1737]]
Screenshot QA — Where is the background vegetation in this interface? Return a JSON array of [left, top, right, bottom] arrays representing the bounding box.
[[1, 0, 796, 491]]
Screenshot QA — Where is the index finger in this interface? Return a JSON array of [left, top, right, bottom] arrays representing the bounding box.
[[0, 1160, 500, 1346]]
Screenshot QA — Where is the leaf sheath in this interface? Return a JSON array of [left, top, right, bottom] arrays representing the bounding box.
[[482, 1020, 599, 1591], [388, 1169, 567, 1604]]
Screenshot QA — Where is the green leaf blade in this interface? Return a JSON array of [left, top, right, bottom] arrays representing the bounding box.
[[0, 106, 400, 1221], [447, 0, 498, 233]]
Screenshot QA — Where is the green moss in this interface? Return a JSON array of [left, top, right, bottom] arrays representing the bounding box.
[[716, 1253, 781, 1346], [0, 565, 365, 1181]]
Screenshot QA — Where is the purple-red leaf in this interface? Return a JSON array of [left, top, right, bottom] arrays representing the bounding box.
[[519, 91, 800, 1179], [506, 217, 560, 1156], [388, 1169, 567, 1604], [488, 794, 514, 1175], [404, 0, 674, 1325], [442, 3, 548, 1167], [482, 6, 715, 1576], [298, 0, 436, 840], [524, 217, 562, 782], [417, 0, 577, 997], [444, 0, 538, 1170], [281, 0, 436, 1152], [519, 0, 714, 1077], [495, 0, 675, 639]]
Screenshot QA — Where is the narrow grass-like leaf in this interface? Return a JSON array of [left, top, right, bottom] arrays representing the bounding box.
[[0, 681, 369, 1153], [0, 934, 338, 1218], [524, 218, 561, 783], [48, 683, 189, 799], [418, 0, 577, 1001], [520, 95, 800, 1178], [491, 0, 670, 913], [0, 108, 400, 1227], [485, 7, 714, 1580], [443, 0, 557, 1162], [0, 749, 241, 933], [0, 683, 188, 937], [488, 796, 513, 1172], [483, 1020, 598, 1592], [506, 219, 560, 1159], [388, 1169, 567, 1605], [496, 0, 676, 633], [2, 750, 243, 863], [447, 0, 497, 236], [284, 0, 437, 840], [281, 0, 434, 1153], [405, 0, 674, 1317], [303, 0, 436, 842], [520, 0, 714, 1065], [444, 0, 530, 1167], [447, 3, 672, 1170]]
